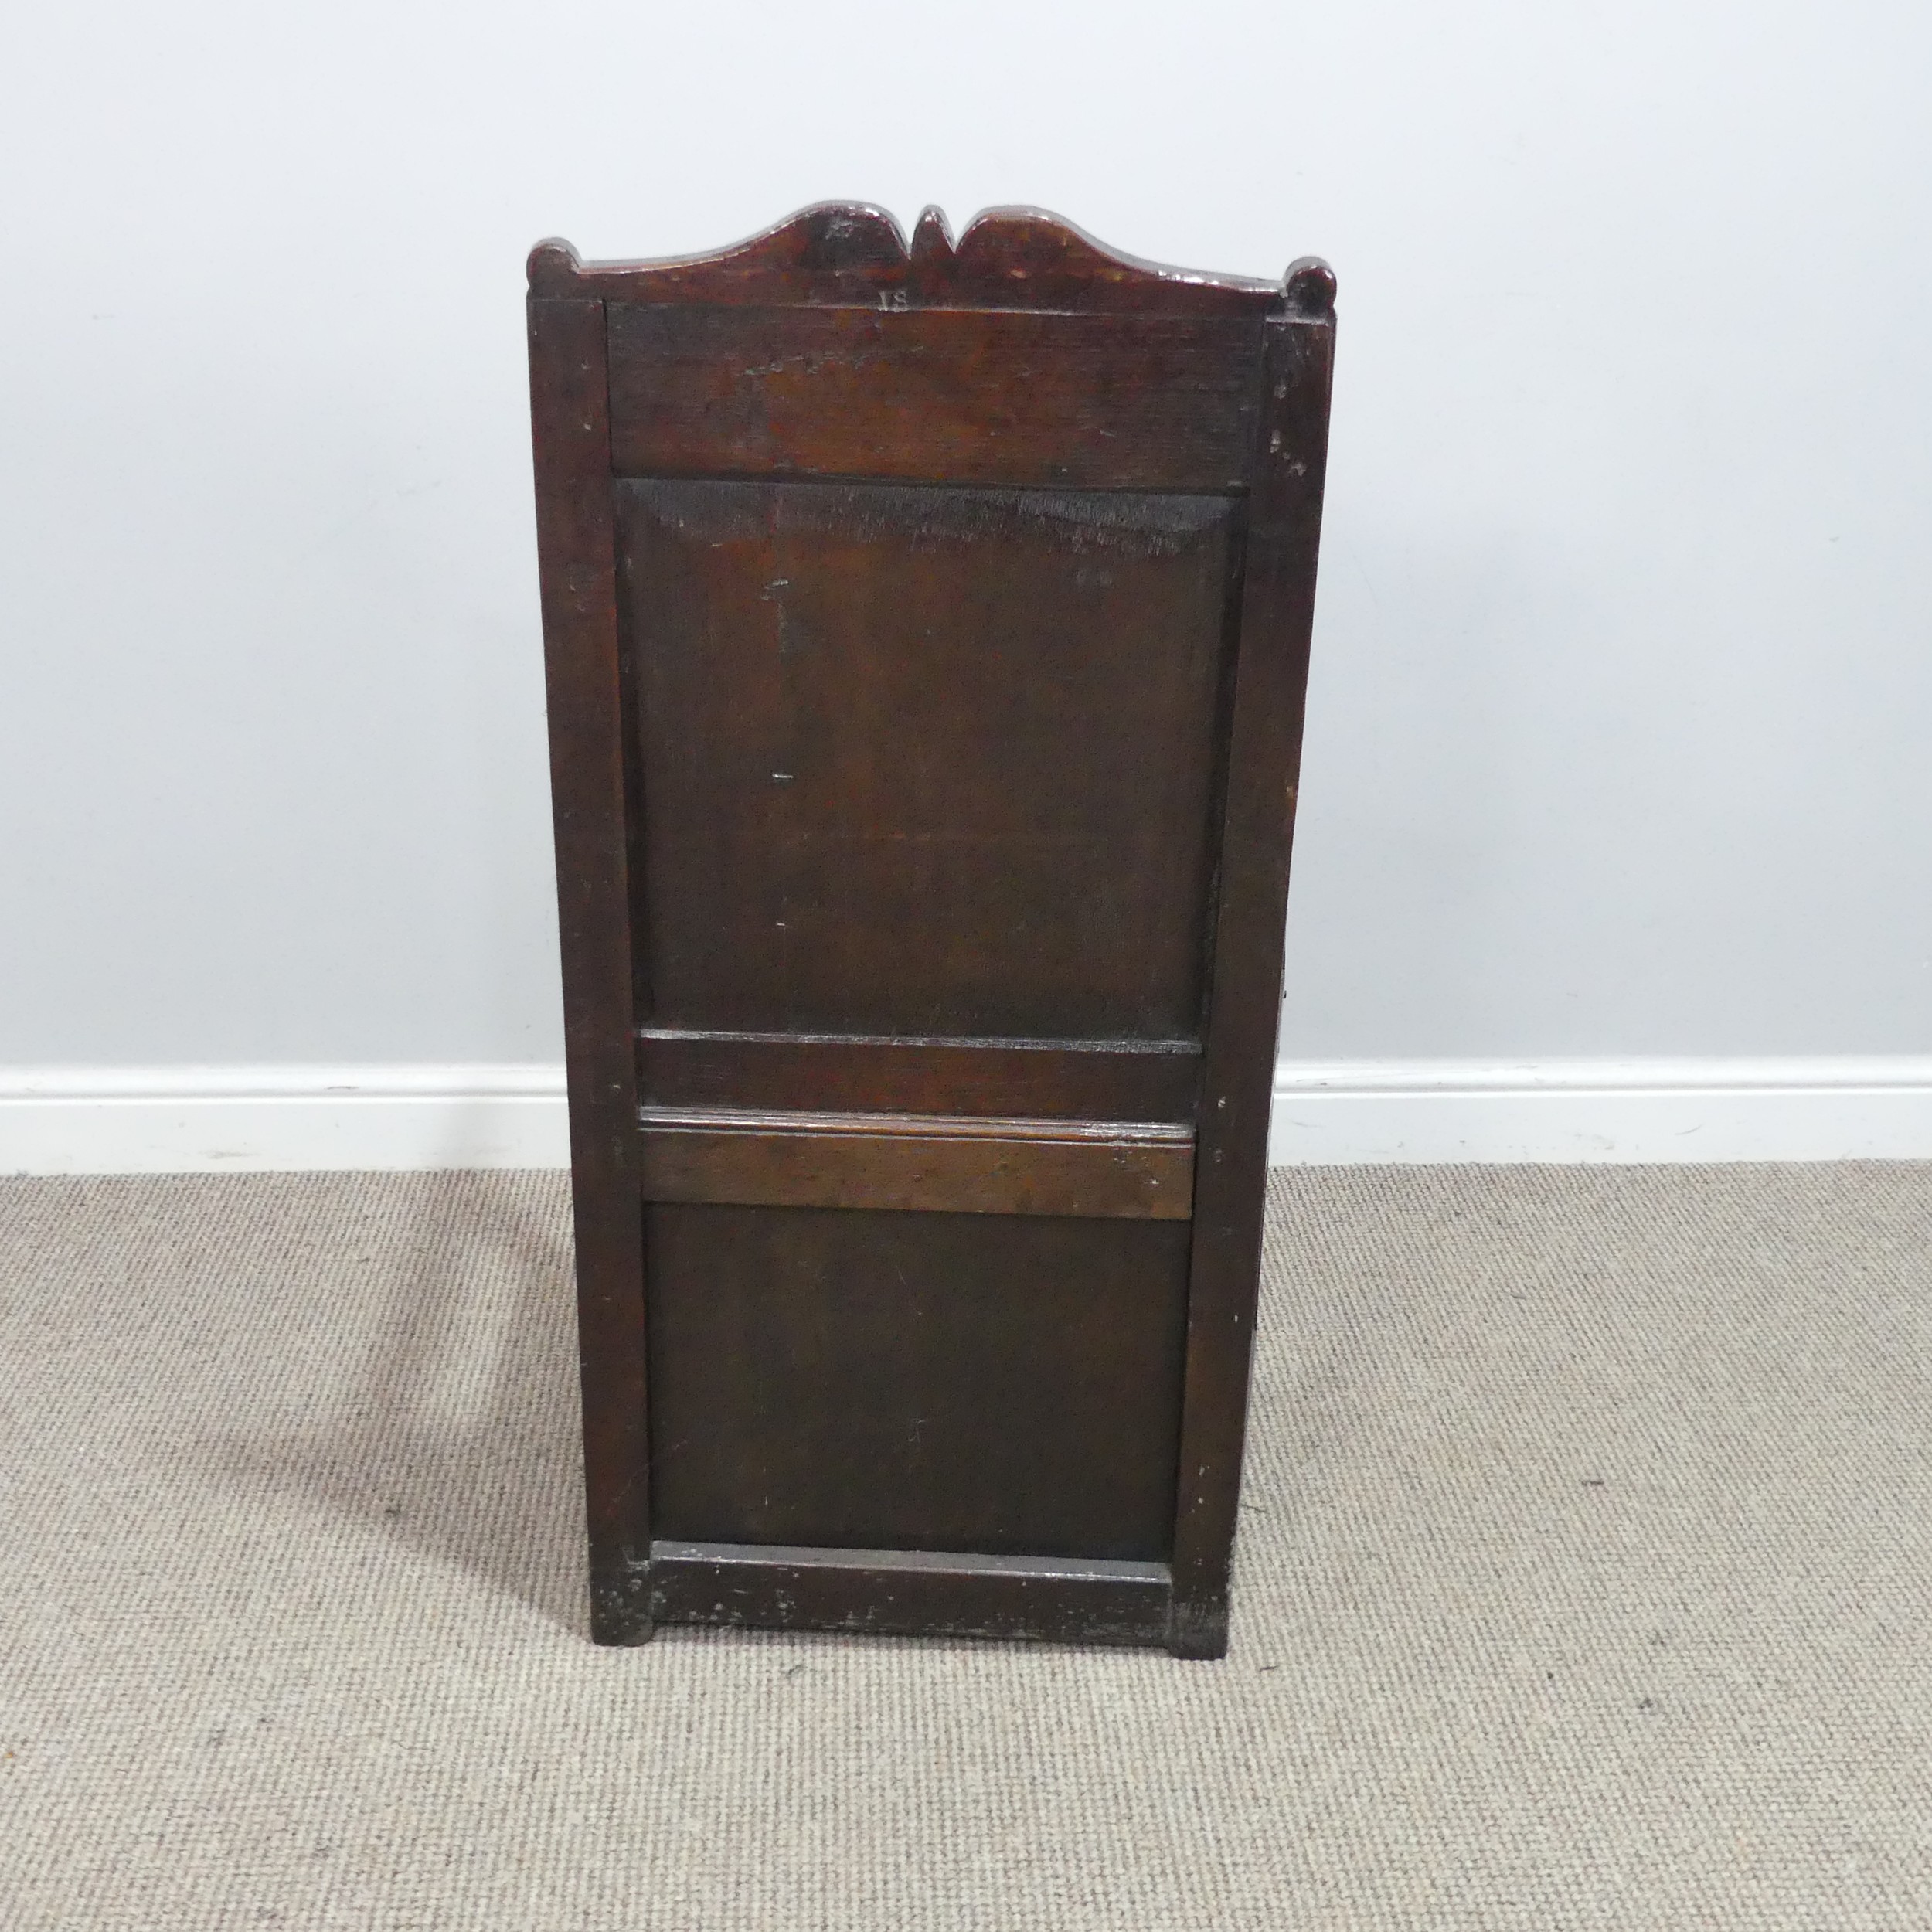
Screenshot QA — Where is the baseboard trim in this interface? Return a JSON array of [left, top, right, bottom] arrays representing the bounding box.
[[3, 1059, 1930, 1175], [1269, 1058, 1932, 1165], [0, 1066, 570, 1175]]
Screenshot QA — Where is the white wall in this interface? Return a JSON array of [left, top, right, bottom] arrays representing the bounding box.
[[2, 2, 1929, 1163]]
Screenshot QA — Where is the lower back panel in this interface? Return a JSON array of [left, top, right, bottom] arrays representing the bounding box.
[[645, 1203, 1190, 1560]]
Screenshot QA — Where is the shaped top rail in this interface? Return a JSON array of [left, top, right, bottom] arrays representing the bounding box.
[[529, 202, 1334, 319]]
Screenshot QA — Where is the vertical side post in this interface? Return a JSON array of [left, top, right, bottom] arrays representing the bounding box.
[[1168, 267, 1336, 1658], [528, 290, 651, 1644]]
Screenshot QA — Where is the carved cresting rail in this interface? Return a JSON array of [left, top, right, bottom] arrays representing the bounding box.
[[528, 205, 1335, 1656]]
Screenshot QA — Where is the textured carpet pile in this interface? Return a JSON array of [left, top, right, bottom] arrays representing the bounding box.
[[3, 1165, 1930, 1928]]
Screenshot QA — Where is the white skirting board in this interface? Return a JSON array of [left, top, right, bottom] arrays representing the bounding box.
[[2, 1060, 1930, 1175], [0, 1066, 571, 1175], [1268, 1059, 1932, 1165]]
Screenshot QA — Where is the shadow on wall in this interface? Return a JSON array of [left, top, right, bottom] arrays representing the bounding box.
[[196, 1171, 589, 1638]]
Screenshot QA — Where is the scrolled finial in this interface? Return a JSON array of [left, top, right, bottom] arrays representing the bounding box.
[[527, 238, 584, 294], [1284, 256, 1336, 319]]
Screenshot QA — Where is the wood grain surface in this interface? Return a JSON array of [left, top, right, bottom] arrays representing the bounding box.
[[607, 304, 1262, 491], [645, 1202, 1192, 1559], [529, 204, 1335, 1654], [637, 1029, 1200, 1121], [639, 1107, 1195, 1219], [527, 295, 652, 1645], [619, 478, 1237, 1040]]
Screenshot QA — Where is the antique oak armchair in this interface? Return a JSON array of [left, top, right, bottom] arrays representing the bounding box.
[[526, 204, 1335, 1656]]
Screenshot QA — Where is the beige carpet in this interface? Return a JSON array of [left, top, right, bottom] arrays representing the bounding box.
[[3, 1165, 1930, 1929]]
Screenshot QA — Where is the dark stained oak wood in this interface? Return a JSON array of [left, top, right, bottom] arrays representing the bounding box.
[[607, 304, 1263, 491], [639, 1107, 1194, 1219], [528, 298, 651, 1645], [619, 478, 1237, 1039], [1168, 286, 1338, 1659], [645, 1204, 1191, 1559], [637, 1029, 1201, 1121], [529, 204, 1335, 1655], [531, 203, 1280, 315], [650, 1543, 1172, 1646]]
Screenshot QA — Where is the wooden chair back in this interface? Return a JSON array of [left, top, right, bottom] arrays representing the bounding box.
[[527, 203, 1335, 1655]]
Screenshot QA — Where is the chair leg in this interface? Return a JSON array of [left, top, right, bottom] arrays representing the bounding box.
[[588, 1561, 654, 1646]]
